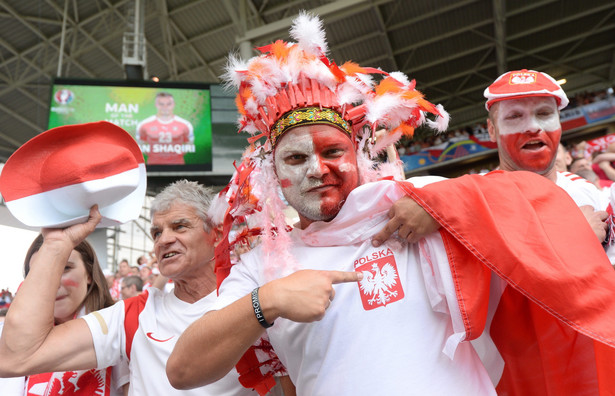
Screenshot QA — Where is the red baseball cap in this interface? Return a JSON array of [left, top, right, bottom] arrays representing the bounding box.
[[0, 121, 146, 228], [484, 69, 569, 110]]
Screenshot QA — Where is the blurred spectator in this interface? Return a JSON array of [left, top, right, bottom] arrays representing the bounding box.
[[0, 289, 12, 308], [592, 143, 615, 183], [140, 265, 154, 289], [137, 255, 147, 267], [554, 143, 572, 172], [570, 141, 590, 160], [121, 276, 143, 300], [110, 259, 131, 301], [570, 157, 610, 189], [103, 268, 115, 292], [118, 259, 130, 277]]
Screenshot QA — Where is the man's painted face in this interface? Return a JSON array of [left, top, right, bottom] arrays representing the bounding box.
[[488, 96, 561, 174], [274, 124, 359, 228]]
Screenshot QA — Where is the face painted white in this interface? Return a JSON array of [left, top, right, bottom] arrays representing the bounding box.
[[490, 96, 563, 177], [274, 124, 359, 228], [274, 128, 325, 221], [493, 96, 560, 135]]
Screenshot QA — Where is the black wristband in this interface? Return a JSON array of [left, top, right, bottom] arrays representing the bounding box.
[[251, 287, 274, 328]]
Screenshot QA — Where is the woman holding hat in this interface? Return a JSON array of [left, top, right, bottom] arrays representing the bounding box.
[[0, 228, 129, 395]]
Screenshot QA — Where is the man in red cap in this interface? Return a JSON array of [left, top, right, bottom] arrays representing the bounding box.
[[484, 69, 609, 242]]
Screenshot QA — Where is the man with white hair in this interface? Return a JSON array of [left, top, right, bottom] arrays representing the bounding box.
[[0, 180, 264, 395]]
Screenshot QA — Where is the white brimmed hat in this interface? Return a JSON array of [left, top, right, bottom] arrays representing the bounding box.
[[484, 69, 569, 110], [0, 121, 146, 228]]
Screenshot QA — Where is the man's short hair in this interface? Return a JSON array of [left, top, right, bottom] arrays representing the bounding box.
[[150, 180, 216, 231], [122, 275, 144, 292], [156, 92, 173, 100], [487, 102, 499, 121]]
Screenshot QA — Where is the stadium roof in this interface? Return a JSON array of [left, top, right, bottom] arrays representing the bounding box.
[[1, 0, 614, 166]]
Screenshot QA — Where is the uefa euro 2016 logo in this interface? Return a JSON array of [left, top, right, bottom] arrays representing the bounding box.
[[54, 89, 74, 105]]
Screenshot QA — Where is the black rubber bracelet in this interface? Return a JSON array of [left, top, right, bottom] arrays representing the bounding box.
[[251, 287, 274, 328]]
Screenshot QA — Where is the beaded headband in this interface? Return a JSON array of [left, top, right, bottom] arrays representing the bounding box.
[[270, 107, 351, 146]]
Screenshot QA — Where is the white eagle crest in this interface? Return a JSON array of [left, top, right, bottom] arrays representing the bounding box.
[[359, 262, 398, 305]]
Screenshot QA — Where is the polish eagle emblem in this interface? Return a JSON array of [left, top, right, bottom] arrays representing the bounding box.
[[359, 262, 399, 306]]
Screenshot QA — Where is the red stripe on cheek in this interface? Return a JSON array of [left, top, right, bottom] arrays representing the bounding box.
[[280, 178, 293, 188], [62, 279, 80, 288]]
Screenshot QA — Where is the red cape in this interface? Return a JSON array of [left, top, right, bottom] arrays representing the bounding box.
[[400, 170, 615, 396]]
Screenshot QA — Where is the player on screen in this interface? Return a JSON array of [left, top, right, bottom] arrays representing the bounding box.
[[136, 92, 194, 165]]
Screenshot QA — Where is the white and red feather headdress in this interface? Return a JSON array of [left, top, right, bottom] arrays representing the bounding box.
[[214, 12, 452, 287]]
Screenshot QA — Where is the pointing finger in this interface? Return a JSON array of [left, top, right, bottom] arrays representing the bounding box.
[[329, 270, 363, 284]]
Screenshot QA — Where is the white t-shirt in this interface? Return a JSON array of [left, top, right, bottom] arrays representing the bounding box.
[[556, 171, 605, 210], [83, 288, 251, 396], [215, 179, 498, 395]]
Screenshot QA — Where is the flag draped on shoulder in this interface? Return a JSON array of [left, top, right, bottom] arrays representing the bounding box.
[[400, 170, 615, 396]]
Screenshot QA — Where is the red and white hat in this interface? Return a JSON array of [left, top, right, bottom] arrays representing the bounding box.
[[484, 69, 569, 110], [0, 121, 146, 228]]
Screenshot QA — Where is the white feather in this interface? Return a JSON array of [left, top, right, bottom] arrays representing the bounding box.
[[425, 104, 450, 132], [244, 97, 257, 114], [208, 193, 230, 226], [365, 94, 401, 124], [389, 71, 410, 86], [222, 53, 247, 89], [290, 11, 328, 56], [336, 84, 363, 105]]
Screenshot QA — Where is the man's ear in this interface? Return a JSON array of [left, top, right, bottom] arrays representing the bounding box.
[[209, 226, 223, 248], [487, 119, 497, 143]]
